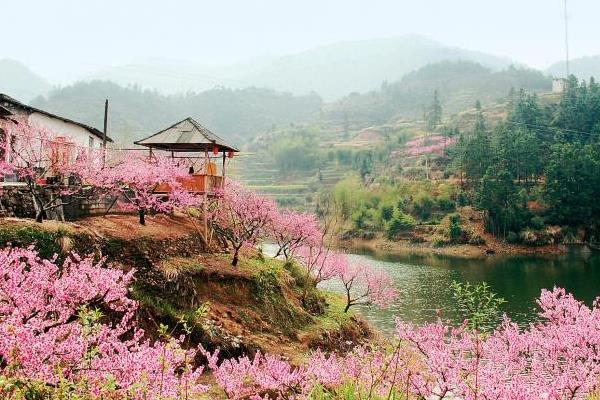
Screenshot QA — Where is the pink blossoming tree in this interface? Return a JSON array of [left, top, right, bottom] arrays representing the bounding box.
[[335, 255, 398, 312], [3, 120, 91, 222], [200, 287, 600, 399], [90, 152, 199, 225], [270, 209, 321, 260], [213, 181, 278, 266]]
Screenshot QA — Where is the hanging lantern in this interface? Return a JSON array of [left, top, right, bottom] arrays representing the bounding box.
[[213, 144, 219, 155], [227, 151, 234, 159]]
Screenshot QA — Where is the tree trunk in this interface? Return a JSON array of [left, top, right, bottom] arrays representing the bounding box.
[[139, 209, 146, 225], [31, 192, 45, 223], [231, 247, 240, 266], [344, 291, 352, 313]]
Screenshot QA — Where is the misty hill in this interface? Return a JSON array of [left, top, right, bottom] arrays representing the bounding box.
[[547, 55, 600, 80], [31, 81, 322, 145], [91, 36, 514, 100], [0, 59, 52, 102], [243, 35, 514, 100], [324, 60, 552, 127]]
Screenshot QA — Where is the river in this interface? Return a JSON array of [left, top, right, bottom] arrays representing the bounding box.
[[317, 246, 600, 333]]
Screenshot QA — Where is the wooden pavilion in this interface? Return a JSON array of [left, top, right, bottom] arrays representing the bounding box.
[[134, 117, 239, 195]]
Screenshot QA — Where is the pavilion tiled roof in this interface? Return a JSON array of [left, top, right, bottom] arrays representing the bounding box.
[[134, 117, 239, 152]]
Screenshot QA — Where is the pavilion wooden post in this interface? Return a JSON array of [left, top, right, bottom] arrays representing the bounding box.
[[222, 152, 226, 188], [203, 150, 208, 240]]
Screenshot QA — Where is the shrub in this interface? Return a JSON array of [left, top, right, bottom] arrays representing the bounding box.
[[397, 197, 408, 212], [530, 215, 545, 230], [379, 204, 394, 222], [506, 231, 520, 244], [413, 192, 434, 219], [437, 195, 456, 212], [561, 227, 577, 244], [450, 281, 506, 331], [447, 213, 462, 241], [467, 231, 486, 245], [520, 228, 539, 246], [386, 212, 415, 240], [431, 234, 448, 247], [456, 190, 469, 207]]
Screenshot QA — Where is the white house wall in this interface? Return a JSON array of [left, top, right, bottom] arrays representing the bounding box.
[[27, 112, 103, 149]]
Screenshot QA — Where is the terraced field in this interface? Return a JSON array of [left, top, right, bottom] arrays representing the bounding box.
[[230, 151, 349, 211]]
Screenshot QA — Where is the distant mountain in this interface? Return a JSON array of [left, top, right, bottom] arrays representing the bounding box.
[[0, 59, 52, 102], [243, 35, 515, 100], [31, 80, 322, 145], [91, 35, 515, 100], [546, 55, 600, 80]]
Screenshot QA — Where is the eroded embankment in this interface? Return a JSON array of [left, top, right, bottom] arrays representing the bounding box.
[[0, 215, 373, 362]]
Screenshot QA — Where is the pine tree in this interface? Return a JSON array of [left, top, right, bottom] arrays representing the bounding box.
[[426, 90, 442, 130]]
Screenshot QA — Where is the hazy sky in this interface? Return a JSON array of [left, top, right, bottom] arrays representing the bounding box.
[[2, 0, 598, 82]]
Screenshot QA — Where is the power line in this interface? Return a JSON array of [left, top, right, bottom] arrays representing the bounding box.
[[564, 0, 570, 77], [503, 120, 597, 138]]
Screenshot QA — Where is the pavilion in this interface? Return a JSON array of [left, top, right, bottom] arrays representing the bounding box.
[[134, 117, 239, 194]]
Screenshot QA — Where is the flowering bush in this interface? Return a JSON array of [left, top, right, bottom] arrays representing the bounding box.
[[201, 287, 600, 399], [404, 135, 457, 156], [0, 247, 207, 399], [1, 243, 600, 399]]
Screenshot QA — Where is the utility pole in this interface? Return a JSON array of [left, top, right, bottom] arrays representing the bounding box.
[[564, 0, 570, 77], [102, 99, 108, 166]]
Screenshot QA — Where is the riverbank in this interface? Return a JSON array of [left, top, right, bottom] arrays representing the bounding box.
[[339, 234, 566, 259], [337, 206, 568, 259]]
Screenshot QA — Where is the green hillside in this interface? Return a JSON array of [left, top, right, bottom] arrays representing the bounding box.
[[324, 61, 551, 127], [31, 81, 322, 145]]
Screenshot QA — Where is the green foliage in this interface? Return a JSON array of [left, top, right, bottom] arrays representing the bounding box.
[[459, 77, 600, 238], [386, 212, 415, 240], [544, 142, 600, 225], [426, 89, 443, 129], [437, 194, 456, 212], [529, 216, 545, 230], [412, 191, 434, 220], [0, 226, 63, 260], [379, 204, 394, 222], [270, 128, 324, 172], [252, 266, 282, 301], [308, 382, 406, 399], [450, 281, 506, 332], [456, 191, 469, 207], [447, 213, 462, 241], [474, 165, 528, 237], [519, 228, 539, 246], [33, 81, 322, 145], [506, 231, 520, 244]]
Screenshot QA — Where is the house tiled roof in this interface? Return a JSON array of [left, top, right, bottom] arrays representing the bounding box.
[[0, 104, 11, 118], [134, 117, 239, 152], [0, 93, 113, 142]]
